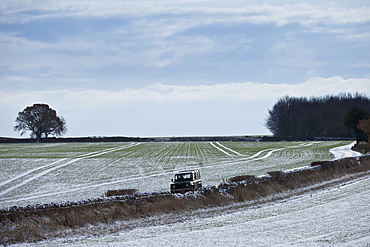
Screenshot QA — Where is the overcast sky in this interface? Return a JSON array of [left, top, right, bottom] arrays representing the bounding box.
[[1, 0, 370, 138]]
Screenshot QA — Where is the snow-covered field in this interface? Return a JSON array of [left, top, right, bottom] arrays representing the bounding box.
[[20, 175, 370, 247], [2, 141, 369, 246], [0, 141, 361, 209], [0, 141, 354, 208]]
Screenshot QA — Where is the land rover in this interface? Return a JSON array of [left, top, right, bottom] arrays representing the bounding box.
[[170, 169, 202, 193]]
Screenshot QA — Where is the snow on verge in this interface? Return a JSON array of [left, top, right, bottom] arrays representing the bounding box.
[[329, 141, 362, 160]]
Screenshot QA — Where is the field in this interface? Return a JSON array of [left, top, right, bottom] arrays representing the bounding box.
[[2, 140, 370, 246], [24, 175, 370, 247], [0, 141, 352, 209]]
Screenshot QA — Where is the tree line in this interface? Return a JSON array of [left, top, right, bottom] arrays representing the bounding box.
[[12, 94, 370, 143], [265, 93, 370, 140]]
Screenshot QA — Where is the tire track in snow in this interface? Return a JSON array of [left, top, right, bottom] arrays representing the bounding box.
[[215, 142, 244, 156], [0, 163, 178, 205], [244, 148, 285, 161], [217, 147, 284, 164], [0, 142, 336, 205], [23, 142, 220, 202], [238, 142, 321, 162], [0, 148, 118, 189], [236, 142, 323, 164], [0, 143, 141, 197], [210, 142, 235, 158], [203, 142, 321, 172], [0, 158, 68, 188], [0, 169, 177, 205], [0, 142, 341, 207], [210, 142, 285, 163], [200, 144, 286, 174], [0, 144, 137, 188]]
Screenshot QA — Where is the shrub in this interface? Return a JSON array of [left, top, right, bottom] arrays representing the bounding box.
[[228, 175, 256, 183], [105, 189, 138, 197]]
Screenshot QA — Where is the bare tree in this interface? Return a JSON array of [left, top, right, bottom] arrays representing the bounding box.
[[14, 104, 67, 142]]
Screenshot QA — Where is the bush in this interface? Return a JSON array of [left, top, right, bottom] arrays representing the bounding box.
[[228, 175, 256, 183], [105, 189, 138, 197]]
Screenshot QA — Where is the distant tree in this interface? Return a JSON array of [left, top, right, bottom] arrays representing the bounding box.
[[357, 118, 370, 147], [14, 104, 67, 142], [343, 106, 370, 143], [265, 95, 293, 137]]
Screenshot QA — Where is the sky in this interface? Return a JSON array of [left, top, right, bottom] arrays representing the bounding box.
[[1, 0, 370, 138]]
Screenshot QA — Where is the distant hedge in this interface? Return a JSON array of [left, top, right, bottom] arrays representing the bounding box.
[[0, 136, 156, 143], [0, 136, 259, 143]]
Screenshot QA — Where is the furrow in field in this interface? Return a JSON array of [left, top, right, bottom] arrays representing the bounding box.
[[141, 143, 193, 172], [167, 143, 186, 165], [0, 143, 141, 197], [195, 142, 206, 161], [158, 143, 199, 171], [135, 143, 174, 172], [156, 143, 180, 165], [150, 143, 179, 171], [110, 142, 168, 180], [164, 143, 189, 169]]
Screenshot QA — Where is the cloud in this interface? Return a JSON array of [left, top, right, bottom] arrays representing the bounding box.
[[1, 76, 369, 137], [1, 76, 368, 106], [1, 1, 369, 87], [2, 1, 370, 28]]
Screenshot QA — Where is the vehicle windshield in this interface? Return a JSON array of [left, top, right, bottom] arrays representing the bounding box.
[[174, 173, 193, 182]]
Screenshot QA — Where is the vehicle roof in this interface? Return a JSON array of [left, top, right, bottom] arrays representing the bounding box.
[[176, 169, 199, 174]]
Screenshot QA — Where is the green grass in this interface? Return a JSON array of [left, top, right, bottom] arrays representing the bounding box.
[[0, 141, 353, 208]]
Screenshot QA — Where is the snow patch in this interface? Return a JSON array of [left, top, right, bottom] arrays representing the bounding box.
[[329, 141, 362, 159]]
